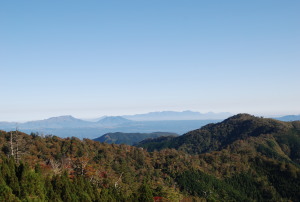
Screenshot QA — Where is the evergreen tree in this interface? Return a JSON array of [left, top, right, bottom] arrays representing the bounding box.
[[138, 180, 153, 202]]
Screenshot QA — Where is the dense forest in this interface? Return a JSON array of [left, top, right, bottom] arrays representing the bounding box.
[[0, 114, 300, 201]]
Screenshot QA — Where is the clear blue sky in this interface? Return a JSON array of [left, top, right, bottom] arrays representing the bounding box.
[[1, 0, 299, 121]]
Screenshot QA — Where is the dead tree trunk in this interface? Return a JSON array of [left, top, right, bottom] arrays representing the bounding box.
[[14, 129, 20, 164], [10, 131, 14, 157]]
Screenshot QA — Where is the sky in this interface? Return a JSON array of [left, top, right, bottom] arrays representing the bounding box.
[[0, 0, 299, 122]]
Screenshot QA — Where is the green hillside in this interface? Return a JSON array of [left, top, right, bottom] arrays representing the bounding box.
[[0, 114, 300, 201], [138, 114, 300, 158], [93, 132, 178, 145]]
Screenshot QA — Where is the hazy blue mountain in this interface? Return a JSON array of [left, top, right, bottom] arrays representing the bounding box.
[[275, 115, 300, 121], [96, 116, 132, 126], [93, 132, 178, 145], [0, 115, 221, 139], [130, 120, 220, 134], [83, 116, 107, 122], [0, 121, 17, 130], [26, 120, 219, 139], [123, 110, 232, 121], [82, 111, 232, 122], [19, 115, 91, 129]]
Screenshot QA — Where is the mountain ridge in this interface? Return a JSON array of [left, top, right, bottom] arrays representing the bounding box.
[[19, 115, 91, 129], [123, 110, 232, 121], [2, 112, 300, 139], [275, 114, 300, 121], [137, 114, 300, 162], [93, 132, 178, 145]]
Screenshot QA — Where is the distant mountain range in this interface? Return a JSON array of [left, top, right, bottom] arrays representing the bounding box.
[[274, 115, 300, 121], [93, 132, 178, 145], [123, 111, 232, 121], [0, 111, 225, 138], [0, 115, 133, 130], [1, 111, 299, 139], [85, 111, 232, 122]]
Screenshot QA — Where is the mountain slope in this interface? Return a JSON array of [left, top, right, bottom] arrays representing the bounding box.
[[96, 116, 132, 126], [138, 114, 300, 163], [93, 132, 178, 145], [20, 115, 91, 129]]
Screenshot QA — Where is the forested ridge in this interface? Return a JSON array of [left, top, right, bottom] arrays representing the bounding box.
[[93, 132, 178, 146], [0, 114, 300, 201]]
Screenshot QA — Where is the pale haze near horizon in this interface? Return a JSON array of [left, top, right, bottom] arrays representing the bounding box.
[[0, 1, 299, 122]]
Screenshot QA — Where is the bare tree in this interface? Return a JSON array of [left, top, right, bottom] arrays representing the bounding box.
[[14, 127, 22, 164], [50, 159, 62, 175], [114, 172, 123, 188], [10, 131, 14, 157], [9, 126, 28, 164]]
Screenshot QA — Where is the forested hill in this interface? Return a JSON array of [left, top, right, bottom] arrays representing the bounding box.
[[93, 132, 178, 145], [0, 114, 300, 201], [138, 114, 300, 158]]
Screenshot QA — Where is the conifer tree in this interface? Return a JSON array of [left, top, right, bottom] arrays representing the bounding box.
[[138, 180, 153, 202]]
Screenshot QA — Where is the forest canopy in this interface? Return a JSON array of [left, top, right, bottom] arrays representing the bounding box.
[[0, 114, 300, 201]]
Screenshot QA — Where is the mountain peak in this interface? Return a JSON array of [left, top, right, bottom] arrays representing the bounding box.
[[19, 115, 89, 129], [224, 113, 256, 121], [97, 116, 132, 126]]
